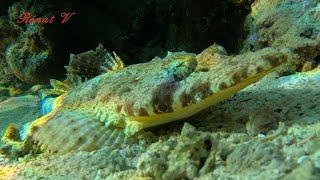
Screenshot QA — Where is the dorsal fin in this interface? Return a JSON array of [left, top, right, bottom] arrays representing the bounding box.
[[102, 51, 125, 71]]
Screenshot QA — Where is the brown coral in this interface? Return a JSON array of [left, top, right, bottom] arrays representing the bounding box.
[[2, 124, 20, 143]]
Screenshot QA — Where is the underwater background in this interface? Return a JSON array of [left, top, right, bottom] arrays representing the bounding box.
[[0, 0, 320, 179]]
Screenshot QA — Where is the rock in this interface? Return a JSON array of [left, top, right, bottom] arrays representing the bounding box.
[[207, 68, 320, 134], [283, 160, 319, 180], [135, 128, 219, 179], [297, 155, 310, 164], [226, 141, 282, 173], [313, 151, 320, 169], [246, 108, 279, 136], [180, 122, 197, 136], [243, 0, 320, 70]]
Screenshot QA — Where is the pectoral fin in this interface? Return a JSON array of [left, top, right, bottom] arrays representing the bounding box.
[[30, 110, 129, 154]]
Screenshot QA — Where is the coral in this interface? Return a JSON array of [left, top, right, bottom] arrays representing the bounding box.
[[5, 24, 53, 84], [1, 2, 64, 85], [0, 2, 47, 90], [0, 16, 23, 89], [2, 124, 20, 143]]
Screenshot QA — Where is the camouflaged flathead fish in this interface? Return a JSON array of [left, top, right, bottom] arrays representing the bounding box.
[[4, 45, 287, 154]]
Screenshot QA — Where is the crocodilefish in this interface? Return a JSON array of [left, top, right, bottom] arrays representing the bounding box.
[[5, 45, 287, 154]]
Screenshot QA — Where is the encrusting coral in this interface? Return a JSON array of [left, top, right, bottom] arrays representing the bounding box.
[[0, 15, 26, 97], [1, 2, 54, 87], [5, 24, 53, 84]]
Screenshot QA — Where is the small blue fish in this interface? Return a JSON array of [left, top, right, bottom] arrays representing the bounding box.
[[39, 92, 57, 116], [19, 93, 57, 140]]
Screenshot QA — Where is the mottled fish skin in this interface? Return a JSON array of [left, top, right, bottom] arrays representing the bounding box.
[[49, 47, 285, 133], [21, 45, 287, 154]]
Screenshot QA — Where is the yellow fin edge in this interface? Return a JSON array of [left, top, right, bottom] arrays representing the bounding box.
[[128, 68, 275, 129]]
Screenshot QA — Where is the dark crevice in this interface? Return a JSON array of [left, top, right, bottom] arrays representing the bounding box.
[[314, 55, 320, 65], [36, 0, 252, 65], [0, 0, 15, 16]]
